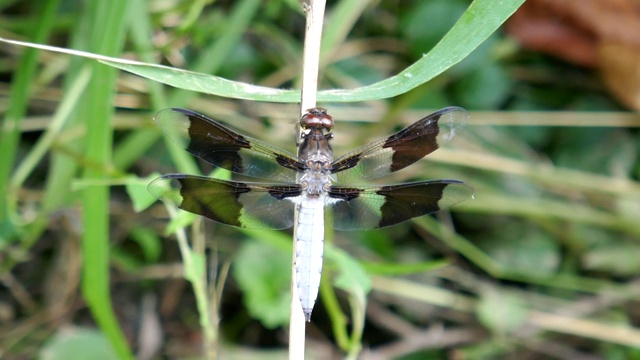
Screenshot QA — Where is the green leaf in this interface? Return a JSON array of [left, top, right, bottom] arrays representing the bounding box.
[[106, 0, 525, 102], [78, 1, 133, 358], [327, 247, 372, 304], [125, 174, 159, 213], [233, 241, 291, 328], [0, 0, 525, 102], [101, 60, 301, 102]]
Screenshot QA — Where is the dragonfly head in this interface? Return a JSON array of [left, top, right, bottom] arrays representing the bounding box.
[[300, 107, 334, 132]]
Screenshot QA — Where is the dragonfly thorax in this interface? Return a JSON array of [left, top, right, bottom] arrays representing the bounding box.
[[298, 109, 334, 197], [300, 160, 332, 195]]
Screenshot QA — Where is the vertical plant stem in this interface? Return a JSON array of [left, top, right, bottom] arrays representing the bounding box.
[[176, 216, 217, 358], [299, 0, 326, 114], [290, 1, 327, 358]]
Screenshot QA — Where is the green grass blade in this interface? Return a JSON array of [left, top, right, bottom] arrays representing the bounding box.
[[106, 0, 524, 102], [9, 67, 91, 191], [0, 0, 524, 103], [321, 0, 526, 101], [79, 1, 132, 359], [0, 0, 60, 221]]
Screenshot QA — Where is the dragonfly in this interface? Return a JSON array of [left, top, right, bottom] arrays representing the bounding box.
[[148, 106, 474, 321]]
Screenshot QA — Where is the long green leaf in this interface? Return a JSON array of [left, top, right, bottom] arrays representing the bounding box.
[[0, 0, 524, 103], [79, 1, 132, 359]]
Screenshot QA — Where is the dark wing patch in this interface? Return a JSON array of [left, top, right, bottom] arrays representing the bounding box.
[[149, 174, 301, 229], [328, 180, 473, 230], [155, 108, 305, 182], [331, 107, 468, 183]]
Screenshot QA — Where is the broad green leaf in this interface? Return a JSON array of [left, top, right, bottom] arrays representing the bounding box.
[[233, 241, 291, 328]]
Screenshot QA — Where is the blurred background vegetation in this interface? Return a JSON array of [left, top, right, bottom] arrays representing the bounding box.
[[1, 0, 639, 359]]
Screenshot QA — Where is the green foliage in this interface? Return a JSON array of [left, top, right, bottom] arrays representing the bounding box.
[[3, 0, 640, 358], [233, 241, 291, 328], [125, 174, 160, 213], [326, 247, 371, 356]]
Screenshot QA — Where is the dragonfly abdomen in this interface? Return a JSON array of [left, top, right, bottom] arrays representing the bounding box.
[[294, 196, 325, 321]]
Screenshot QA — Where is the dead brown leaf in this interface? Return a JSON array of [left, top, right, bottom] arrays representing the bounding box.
[[506, 0, 640, 110]]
